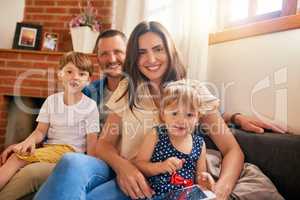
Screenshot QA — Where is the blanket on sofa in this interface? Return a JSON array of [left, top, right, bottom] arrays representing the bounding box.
[[206, 149, 284, 200]]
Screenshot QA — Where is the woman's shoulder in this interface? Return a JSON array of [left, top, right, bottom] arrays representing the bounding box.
[[118, 78, 129, 89], [110, 78, 129, 99], [105, 78, 129, 114]]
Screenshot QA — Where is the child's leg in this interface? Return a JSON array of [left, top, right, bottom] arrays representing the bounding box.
[[0, 153, 28, 190]]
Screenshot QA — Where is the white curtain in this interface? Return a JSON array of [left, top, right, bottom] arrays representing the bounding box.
[[115, 0, 215, 81]]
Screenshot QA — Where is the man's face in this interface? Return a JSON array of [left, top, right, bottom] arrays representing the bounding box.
[[97, 35, 126, 78]]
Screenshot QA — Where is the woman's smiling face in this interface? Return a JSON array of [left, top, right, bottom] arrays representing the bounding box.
[[137, 32, 169, 86]]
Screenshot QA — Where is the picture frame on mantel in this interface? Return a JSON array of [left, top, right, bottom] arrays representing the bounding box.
[[41, 32, 59, 51], [12, 22, 42, 50]]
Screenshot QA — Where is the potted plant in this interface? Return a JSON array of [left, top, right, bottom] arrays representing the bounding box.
[[69, 0, 101, 53]]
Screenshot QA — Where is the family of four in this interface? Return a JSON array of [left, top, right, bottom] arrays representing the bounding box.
[[0, 21, 285, 200]]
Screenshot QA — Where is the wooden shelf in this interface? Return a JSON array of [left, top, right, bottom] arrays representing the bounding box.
[[0, 48, 96, 56]]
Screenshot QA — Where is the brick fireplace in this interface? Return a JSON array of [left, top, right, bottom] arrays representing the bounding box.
[[0, 49, 100, 151], [0, 0, 113, 151]]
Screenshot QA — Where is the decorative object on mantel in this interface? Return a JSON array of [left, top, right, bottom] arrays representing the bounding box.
[[12, 22, 42, 51], [69, 0, 101, 54]]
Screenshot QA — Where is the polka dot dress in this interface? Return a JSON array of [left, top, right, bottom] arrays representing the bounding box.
[[148, 125, 204, 198]]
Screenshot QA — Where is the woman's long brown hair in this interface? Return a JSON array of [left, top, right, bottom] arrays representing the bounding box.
[[120, 21, 186, 111]]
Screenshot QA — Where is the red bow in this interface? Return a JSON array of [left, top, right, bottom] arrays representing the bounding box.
[[170, 172, 193, 187]]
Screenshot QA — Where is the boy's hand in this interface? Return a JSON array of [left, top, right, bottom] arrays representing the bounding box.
[[13, 138, 36, 156], [0, 144, 16, 165], [161, 157, 184, 174], [197, 172, 215, 191]]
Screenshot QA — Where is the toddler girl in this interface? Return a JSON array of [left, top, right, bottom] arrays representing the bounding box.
[[134, 80, 215, 199]]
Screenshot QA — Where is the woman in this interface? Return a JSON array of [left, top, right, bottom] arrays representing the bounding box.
[[34, 21, 244, 200]]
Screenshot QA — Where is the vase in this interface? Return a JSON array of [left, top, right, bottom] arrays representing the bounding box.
[[70, 26, 99, 54]]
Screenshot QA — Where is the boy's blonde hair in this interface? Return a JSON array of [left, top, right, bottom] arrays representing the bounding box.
[[159, 79, 203, 122], [59, 51, 94, 76]]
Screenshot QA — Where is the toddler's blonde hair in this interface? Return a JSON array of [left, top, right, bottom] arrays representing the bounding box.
[[160, 79, 203, 122]]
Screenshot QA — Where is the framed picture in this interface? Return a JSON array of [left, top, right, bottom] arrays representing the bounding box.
[[41, 32, 59, 51], [12, 22, 42, 50]]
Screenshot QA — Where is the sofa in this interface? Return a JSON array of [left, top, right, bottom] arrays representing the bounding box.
[[20, 128, 300, 200], [204, 128, 300, 200]]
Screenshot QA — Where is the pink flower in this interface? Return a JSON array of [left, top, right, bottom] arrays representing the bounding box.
[[69, 0, 101, 32]]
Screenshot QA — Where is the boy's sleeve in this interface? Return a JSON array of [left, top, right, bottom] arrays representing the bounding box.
[[85, 102, 100, 134], [36, 97, 50, 123]]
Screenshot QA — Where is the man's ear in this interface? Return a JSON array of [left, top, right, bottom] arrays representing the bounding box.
[[84, 77, 91, 87], [57, 70, 63, 80], [96, 56, 105, 71]]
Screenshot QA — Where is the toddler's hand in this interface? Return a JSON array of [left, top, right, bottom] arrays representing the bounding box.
[[13, 138, 36, 156], [197, 172, 215, 191], [161, 157, 184, 174]]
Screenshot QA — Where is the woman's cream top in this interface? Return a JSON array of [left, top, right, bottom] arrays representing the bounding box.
[[106, 79, 219, 160]]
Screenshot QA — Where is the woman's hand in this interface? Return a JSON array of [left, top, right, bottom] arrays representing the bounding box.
[[116, 159, 154, 199], [12, 138, 36, 156], [160, 157, 184, 174], [213, 180, 232, 200]]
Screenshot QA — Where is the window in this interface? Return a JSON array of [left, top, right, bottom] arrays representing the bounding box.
[[221, 0, 298, 28], [209, 0, 300, 44], [256, 0, 283, 15]]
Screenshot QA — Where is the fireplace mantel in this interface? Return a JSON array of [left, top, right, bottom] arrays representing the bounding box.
[[0, 48, 97, 56], [0, 48, 66, 55]]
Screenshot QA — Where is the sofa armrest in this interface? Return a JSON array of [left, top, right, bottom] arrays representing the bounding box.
[[204, 128, 300, 200]]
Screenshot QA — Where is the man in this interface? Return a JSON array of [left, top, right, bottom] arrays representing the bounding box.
[[0, 29, 285, 200], [82, 30, 126, 130], [0, 29, 127, 200]]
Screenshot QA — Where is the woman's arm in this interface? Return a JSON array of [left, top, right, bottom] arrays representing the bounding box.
[[86, 133, 98, 156], [201, 111, 244, 200], [133, 129, 162, 177], [96, 113, 153, 199]]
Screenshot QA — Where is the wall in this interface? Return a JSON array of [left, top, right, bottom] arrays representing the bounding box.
[[208, 29, 300, 134], [24, 0, 113, 51], [0, 0, 25, 49]]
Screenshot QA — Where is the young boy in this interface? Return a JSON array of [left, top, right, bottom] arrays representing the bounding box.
[[0, 51, 99, 190]]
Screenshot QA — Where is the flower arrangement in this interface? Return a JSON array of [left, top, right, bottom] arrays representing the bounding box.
[[69, 0, 101, 32]]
